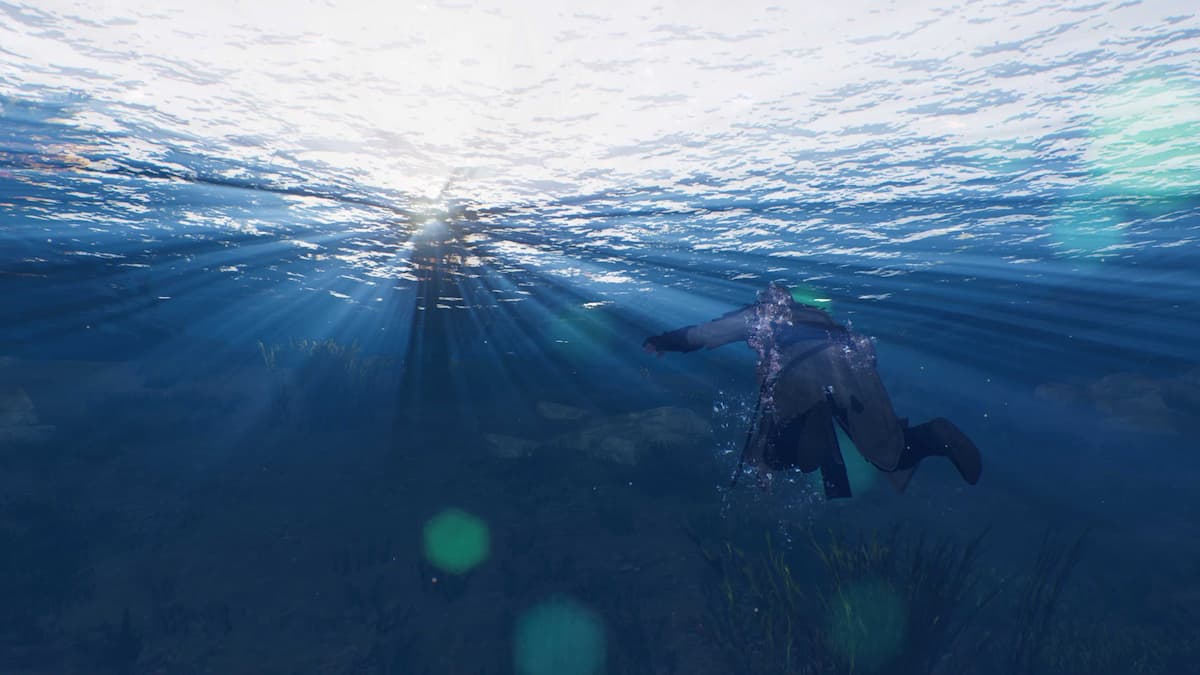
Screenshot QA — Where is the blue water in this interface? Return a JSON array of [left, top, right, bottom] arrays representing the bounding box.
[[2, 1, 1199, 673]]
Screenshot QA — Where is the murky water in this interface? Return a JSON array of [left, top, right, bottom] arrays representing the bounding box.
[[2, 1, 1198, 673]]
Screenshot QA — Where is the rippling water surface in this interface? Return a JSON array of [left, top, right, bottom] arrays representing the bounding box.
[[1, 1, 1198, 673]]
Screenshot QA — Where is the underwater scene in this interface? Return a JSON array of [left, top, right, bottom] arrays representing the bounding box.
[[1, 1, 1199, 673]]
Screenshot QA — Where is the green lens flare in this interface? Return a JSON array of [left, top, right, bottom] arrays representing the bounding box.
[[1048, 204, 1125, 260], [422, 508, 490, 575], [548, 305, 617, 360], [789, 284, 833, 308], [1086, 68, 1200, 197], [514, 596, 606, 675], [826, 578, 907, 672]]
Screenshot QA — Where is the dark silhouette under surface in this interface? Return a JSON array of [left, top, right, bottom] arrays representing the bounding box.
[[644, 283, 982, 498]]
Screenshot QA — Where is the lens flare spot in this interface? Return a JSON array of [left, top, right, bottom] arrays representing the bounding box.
[[1085, 68, 1200, 197], [422, 508, 490, 575], [514, 596, 606, 675], [1048, 203, 1125, 260], [825, 578, 907, 672], [548, 305, 618, 361], [789, 284, 833, 309]]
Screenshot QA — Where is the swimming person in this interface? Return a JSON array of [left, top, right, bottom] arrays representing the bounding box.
[[643, 283, 982, 499]]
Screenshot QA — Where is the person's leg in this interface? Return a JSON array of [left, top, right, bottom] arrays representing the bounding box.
[[897, 418, 982, 484], [811, 338, 971, 492], [818, 434, 852, 499], [822, 348, 909, 473], [764, 405, 826, 472], [764, 401, 852, 499]]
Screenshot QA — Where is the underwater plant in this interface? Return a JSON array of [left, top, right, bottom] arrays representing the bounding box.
[[692, 523, 1171, 675], [332, 533, 432, 675], [1044, 598, 1200, 675], [999, 530, 1088, 675], [813, 528, 995, 674], [0, 500, 93, 665], [573, 575, 679, 675], [96, 608, 142, 672], [696, 534, 816, 674], [694, 526, 995, 675], [256, 338, 398, 426]]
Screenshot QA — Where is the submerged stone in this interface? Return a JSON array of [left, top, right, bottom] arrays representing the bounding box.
[[535, 401, 589, 421], [0, 384, 54, 444], [485, 406, 713, 465], [1036, 368, 1200, 434], [483, 433, 539, 459]]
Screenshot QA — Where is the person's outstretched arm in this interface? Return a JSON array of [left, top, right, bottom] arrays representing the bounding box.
[[643, 305, 754, 356]]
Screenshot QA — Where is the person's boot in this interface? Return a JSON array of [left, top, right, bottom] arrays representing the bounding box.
[[820, 442, 853, 499], [901, 418, 982, 485]]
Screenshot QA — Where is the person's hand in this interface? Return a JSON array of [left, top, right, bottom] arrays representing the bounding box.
[[642, 337, 664, 357], [644, 328, 697, 356]]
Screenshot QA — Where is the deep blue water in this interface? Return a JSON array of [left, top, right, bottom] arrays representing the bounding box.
[[1, 1, 1199, 673]]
